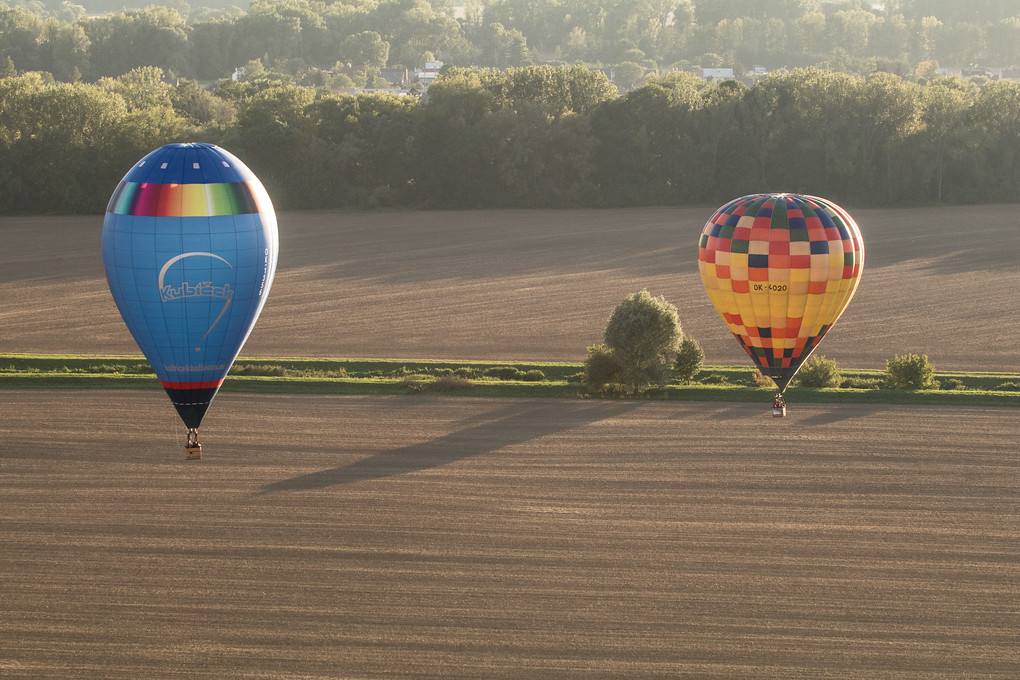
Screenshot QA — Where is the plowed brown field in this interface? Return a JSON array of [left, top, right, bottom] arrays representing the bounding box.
[[1, 208, 1018, 678], [3, 205, 1018, 368]]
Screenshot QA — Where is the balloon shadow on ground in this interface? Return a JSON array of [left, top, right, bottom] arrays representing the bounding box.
[[259, 400, 640, 493]]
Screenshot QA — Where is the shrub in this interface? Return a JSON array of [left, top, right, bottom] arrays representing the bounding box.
[[886, 353, 939, 390], [427, 374, 474, 392], [751, 370, 774, 387], [603, 290, 682, 396], [699, 373, 730, 385], [795, 355, 842, 388], [485, 366, 524, 380], [940, 378, 967, 391], [995, 381, 1020, 391], [521, 369, 545, 382], [88, 364, 128, 374], [840, 377, 883, 390], [584, 343, 623, 393], [673, 336, 704, 384]]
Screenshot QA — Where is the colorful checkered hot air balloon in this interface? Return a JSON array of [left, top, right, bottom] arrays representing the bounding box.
[[102, 143, 279, 458], [697, 194, 864, 397]]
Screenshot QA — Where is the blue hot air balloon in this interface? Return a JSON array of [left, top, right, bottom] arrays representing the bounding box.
[[102, 143, 279, 456]]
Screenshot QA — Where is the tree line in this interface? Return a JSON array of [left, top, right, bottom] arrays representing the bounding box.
[[2, 0, 1019, 85], [3, 64, 1019, 214], [3, 63, 1015, 214]]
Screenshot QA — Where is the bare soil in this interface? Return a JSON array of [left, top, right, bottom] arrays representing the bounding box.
[[2, 391, 1017, 678], [2, 205, 1017, 371]]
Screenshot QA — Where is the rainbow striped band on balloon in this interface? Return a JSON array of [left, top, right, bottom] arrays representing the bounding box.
[[106, 180, 273, 217]]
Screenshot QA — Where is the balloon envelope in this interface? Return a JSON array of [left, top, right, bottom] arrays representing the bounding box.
[[697, 194, 864, 392], [102, 143, 279, 428]]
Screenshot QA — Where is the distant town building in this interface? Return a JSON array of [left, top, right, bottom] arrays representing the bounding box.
[[379, 68, 409, 87], [962, 64, 993, 79], [414, 61, 443, 87], [701, 67, 734, 81]]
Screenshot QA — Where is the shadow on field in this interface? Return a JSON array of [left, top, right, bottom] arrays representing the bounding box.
[[259, 400, 639, 493], [796, 404, 883, 426], [702, 403, 769, 421]]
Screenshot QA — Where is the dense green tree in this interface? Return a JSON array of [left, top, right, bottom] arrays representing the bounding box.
[[483, 64, 616, 117], [689, 78, 745, 201], [830, 8, 876, 59], [170, 77, 237, 128], [80, 7, 188, 78], [307, 90, 417, 206], [612, 61, 646, 91], [409, 67, 497, 205], [583, 343, 624, 394], [673, 335, 704, 384], [986, 17, 1020, 67], [472, 21, 531, 68], [590, 73, 708, 204], [915, 78, 975, 201], [39, 18, 89, 82], [854, 72, 922, 201], [969, 80, 1020, 200], [898, 0, 1018, 23], [0, 7, 44, 73], [96, 65, 173, 110], [0, 77, 129, 212], [602, 289, 682, 396], [340, 30, 390, 69], [188, 19, 237, 81], [736, 74, 784, 189], [374, 0, 467, 67]]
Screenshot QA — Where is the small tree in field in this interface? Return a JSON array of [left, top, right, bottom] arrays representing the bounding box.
[[583, 343, 623, 393], [886, 353, 939, 390], [795, 355, 842, 388], [603, 290, 682, 396], [674, 336, 704, 384]]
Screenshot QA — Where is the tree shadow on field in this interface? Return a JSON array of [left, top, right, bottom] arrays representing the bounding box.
[[698, 402, 767, 421], [259, 400, 640, 493]]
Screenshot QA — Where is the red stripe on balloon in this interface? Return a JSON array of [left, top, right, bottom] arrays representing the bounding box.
[[159, 379, 225, 390]]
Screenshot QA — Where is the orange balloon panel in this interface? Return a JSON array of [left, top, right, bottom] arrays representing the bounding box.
[[698, 194, 864, 391]]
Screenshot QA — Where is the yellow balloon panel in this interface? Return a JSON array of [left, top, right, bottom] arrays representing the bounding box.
[[697, 194, 864, 390]]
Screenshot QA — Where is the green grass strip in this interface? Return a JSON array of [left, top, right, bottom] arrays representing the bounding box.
[[1, 353, 1017, 407]]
